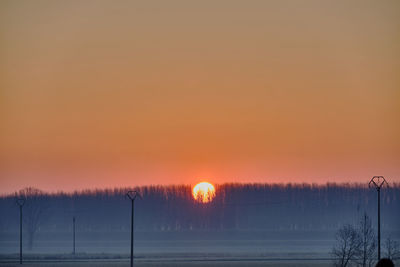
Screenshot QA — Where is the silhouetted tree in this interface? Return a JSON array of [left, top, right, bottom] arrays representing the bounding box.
[[17, 187, 48, 250], [332, 224, 362, 267], [357, 213, 376, 267], [385, 237, 400, 261]]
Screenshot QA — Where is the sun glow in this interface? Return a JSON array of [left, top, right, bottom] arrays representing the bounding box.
[[192, 182, 216, 203]]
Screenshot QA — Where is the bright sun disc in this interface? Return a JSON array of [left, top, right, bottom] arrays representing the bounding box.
[[192, 182, 216, 203]]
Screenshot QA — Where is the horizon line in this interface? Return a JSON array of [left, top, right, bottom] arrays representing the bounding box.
[[3, 180, 398, 197]]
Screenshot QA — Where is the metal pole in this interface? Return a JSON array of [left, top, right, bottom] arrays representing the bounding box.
[[126, 191, 141, 267], [16, 198, 25, 265], [20, 205, 22, 265], [368, 176, 388, 262], [377, 187, 381, 260], [131, 199, 134, 267], [73, 217, 76, 255]]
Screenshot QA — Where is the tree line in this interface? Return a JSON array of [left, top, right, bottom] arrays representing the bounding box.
[[0, 183, 399, 251]]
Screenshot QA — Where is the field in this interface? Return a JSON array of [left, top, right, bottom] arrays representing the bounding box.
[[2, 230, 399, 266], [0, 262, 332, 267], [0, 258, 333, 267], [0, 252, 334, 267]]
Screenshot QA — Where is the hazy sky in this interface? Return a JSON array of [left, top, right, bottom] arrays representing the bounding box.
[[1, 1, 399, 193]]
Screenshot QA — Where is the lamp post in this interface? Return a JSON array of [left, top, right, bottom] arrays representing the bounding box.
[[126, 191, 141, 267], [16, 197, 26, 265], [369, 176, 388, 261]]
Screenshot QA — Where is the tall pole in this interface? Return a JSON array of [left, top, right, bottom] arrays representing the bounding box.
[[369, 176, 388, 261], [126, 191, 141, 267], [20, 205, 22, 264], [377, 187, 380, 260], [73, 217, 76, 255], [16, 198, 25, 265], [131, 198, 134, 267]]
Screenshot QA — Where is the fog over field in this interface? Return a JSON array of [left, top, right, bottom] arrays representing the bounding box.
[[0, 183, 399, 266]]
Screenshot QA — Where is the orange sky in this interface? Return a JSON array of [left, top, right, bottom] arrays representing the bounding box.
[[1, 1, 399, 194]]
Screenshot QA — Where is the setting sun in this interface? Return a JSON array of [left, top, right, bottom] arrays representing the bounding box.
[[192, 182, 216, 203]]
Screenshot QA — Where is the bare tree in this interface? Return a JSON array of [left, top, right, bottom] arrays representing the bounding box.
[[385, 237, 400, 261], [332, 224, 362, 267], [17, 187, 48, 250], [356, 213, 376, 267]]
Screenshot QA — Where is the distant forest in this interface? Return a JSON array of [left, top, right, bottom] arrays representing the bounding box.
[[1, 183, 399, 235]]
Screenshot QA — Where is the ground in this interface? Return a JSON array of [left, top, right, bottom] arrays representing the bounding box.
[[0, 259, 332, 267]]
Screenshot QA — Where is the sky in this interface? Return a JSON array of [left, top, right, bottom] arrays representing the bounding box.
[[1, 1, 399, 194]]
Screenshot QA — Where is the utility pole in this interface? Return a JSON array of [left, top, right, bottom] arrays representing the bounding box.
[[369, 176, 388, 261], [126, 191, 141, 267], [16, 198, 26, 265], [73, 216, 76, 255]]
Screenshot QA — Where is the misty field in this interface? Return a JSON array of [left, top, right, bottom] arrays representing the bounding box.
[[0, 262, 332, 267], [0, 258, 333, 267]]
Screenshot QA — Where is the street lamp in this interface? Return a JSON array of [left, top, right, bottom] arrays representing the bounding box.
[[16, 197, 26, 265], [126, 191, 141, 267], [369, 176, 388, 261]]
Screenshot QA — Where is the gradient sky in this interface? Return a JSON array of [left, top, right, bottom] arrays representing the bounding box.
[[1, 1, 399, 194]]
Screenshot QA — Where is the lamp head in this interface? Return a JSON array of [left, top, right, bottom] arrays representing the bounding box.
[[369, 176, 388, 189], [126, 190, 142, 201], [16, 198, 26, 207]]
